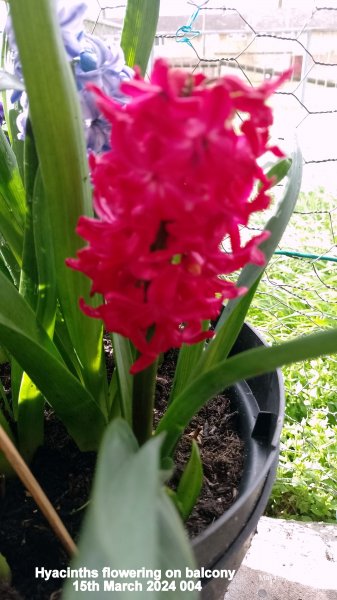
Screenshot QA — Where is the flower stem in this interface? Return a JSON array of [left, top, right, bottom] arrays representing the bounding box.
[[132, 358, 158, 445]]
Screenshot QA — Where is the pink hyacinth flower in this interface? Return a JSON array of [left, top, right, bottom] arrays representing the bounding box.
[[67, 59, 290, 374]]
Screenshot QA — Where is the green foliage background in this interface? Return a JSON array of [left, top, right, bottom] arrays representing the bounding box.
[[247, 189, 337, 522]]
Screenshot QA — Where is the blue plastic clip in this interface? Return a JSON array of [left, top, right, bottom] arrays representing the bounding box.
[[175, 0, 210, 48]]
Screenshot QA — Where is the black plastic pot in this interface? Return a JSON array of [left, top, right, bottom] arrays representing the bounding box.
[[192, 323, 285, 600]]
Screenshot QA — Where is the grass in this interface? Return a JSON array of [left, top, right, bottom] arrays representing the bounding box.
[[246, 188, 337, 522]]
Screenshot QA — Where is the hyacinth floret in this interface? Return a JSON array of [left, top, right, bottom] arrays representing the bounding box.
[[67, 59, 290, 373], [6, 0, 133, 150]]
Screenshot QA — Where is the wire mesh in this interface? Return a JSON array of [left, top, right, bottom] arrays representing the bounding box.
[[0, 1, 331, 520], [85, 1, 337, 520]]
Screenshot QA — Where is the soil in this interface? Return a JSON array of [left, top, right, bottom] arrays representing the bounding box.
[[154, 350, 245, 537], [0, 351, 244, 600]]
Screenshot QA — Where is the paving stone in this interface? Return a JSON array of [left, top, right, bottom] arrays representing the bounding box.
[[224, 517, 337, 600]]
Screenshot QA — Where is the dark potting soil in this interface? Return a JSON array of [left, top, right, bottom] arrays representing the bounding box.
[[154, 350, 245, 537], [0, 351, 244, 600]]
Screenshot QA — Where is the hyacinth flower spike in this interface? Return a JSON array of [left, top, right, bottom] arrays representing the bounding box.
[[68, 59, 291, 374]]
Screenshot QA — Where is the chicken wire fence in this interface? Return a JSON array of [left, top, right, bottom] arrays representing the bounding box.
[[85, 1, 337, 519], [0, 0, 335, 517]]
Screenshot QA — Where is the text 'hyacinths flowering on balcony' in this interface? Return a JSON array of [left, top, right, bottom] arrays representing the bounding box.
[[67, 59, 290, 374]]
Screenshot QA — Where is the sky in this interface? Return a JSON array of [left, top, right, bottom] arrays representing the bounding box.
[[84, 0, 326, 18], [82, 0, 337, 25], [1, 0, 336, 33], [1, 0, 332, 27]]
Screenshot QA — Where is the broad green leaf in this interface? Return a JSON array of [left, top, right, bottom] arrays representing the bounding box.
[[0, 346, 8, 364], [63, 419, 199, 600], [17, 374, 44, 462], [169, 321, 209, 404], [0, 127, 25, 264], [18, 170, 57, 460], [169, 156, 296, 402], [23, 118, 39, 202], [0, 126, 26, 231], [132, 357, 158, 445], [197, 278, 261, 376], [187, 147, 302, 384], [0, 270, 107, 450], [8, 109, 24, 180], [107, 370, 122, 420], [0, 192, 22, 265], [8, 0, 107, 410], [0, 552, 11, 583], [176, 440, 203, 521], [0, 70, 24, 92], [12, 120, 40, 409], [53, 310, 85, 382], [157, 491, 199, 595], [111, 333, 136, 425], [157, 327, 337, 458], [0, 377, 12, 422], [258, 157, 292, 191], [14, 126, 44, 455], [121, 0, 160, 74], [33, 170, 57, 338], [1, 32, 11, 146], [0, 254, 12, 284], [215, 145, 302, 334], [0, 242, 20, 287]]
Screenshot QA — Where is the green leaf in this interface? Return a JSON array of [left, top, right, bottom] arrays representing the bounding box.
[[17, 168, 57, 459], [169, 321, 209, 404], [215, 145, 302, 334], [0, 553, 11, 583], [0, 69, 24, 92], [53, 310, 85, 382], [111, 334, 136, 426], [0, 254, 12, 284], [0, 376, 12, 422], [258, 157, 292, 190], [8, 0, 107, 409], [176, 440, 203, 521], [63, 419, 199, 600], [0, 270, 107, 451], [157, 327, 337, 458], [8, 109, 24, 180], [0, 242, 20, 287], [107, 370, 122, 420], [17, 374, 44, 462], [0, 127, 25, 265], [14, 127, 45, 457], [33, 170, 57, 338], [1, 34, 12, 146], [0, 193, 23, 266], [0, 346, 8, 364], [132, 358, 159, 445], [121, 0, 160, 74], [197, 277, 261, 376], [167, 151, 299, 404], [0, 126, 26, 232]]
